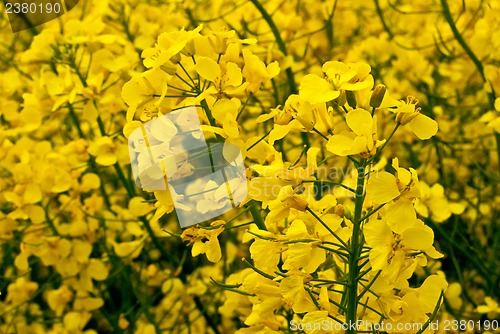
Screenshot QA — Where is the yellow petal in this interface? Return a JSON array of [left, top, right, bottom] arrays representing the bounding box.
[[225, 62, 243, 87], [15, 253, 29, 271], [192, 241, 205, 257], [350, 135, 369, 155], [401, 225, 434, 250], [409, 114, 438, 140], [25, 205, 45, 224], [299, 74, 339, 103], [326, 132, 355, 156], [346, 108, 372, 136], [72, 240, 92, 263], [223, 116, 240, 138], [384, 199, 417, 233], [280, 276, 317, 313], [113, 239, 144, 259], [266, 61, 280, 78], [63, 312, 91, 331], [417, 275, 448, 313], [3, 192, 21, 207], [205, 237, 222, 263], [306, 147, 321, 170], [195, 57, 221, 82], [250, 239, 281, 273], [88, 259, 108, 281], [364, 219, 393, 248], [302, 311, 330, 334], [269, 123, 291, 145], [23, 183, 42, 204], [80, 173, 101, 192], [96, 153, 117, 166], [74, 297, 104, 311], [128, 197, 153, 217], [366, 171, 400, 203], [285, 220, 309, 239]]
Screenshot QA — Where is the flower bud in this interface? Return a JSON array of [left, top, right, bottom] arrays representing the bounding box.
[[396, 108, 420, 125], [335, 90, 347, 107], [181, 39, 196, 57], [160, 61, 177, 75], [346, 90, 357, 109], [291, 196, 309, 212], [209, 35, 229, 55], [334, 204, 344, 217], [170, 53, 181, 64], [370, 84, 386, 108]]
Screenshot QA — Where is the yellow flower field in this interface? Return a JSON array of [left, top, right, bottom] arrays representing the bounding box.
[[0, 0, 498, 333]]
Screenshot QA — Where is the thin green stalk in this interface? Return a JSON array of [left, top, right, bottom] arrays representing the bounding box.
[[248, 0, 297, 95], [440, 0, 484, 81], [358, 203, 386, 222], [306, 206, 349, 250], [302, 180, 356, 193], [367, 123, 400, 164], [114, 163, 135, 198], [242, 258, 275, 280], [247, 128, 272, 151], [346, 160, 366, 334], [416, 292, 445, 334], [200, 99, 217, 128], [317, 244, 349, 260], [236, 94, 252, 121], [67, 104, 113, 210], [249, 0, 311, 149], [374, 0, 394, 39], [358, 272, 381, 301], [440, 0, 500, 173], [248, 200, 266, 230], [312, 127, 329, 141]]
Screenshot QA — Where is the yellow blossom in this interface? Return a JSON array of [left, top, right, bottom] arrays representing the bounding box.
[[326, 108, 383, 157]]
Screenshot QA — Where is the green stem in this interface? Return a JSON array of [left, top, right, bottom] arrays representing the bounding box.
[[416, 292, 445, 334], [374, 0, 394, 39], [114, 163, 135, 198], [312, 127, 329, 141], [248, 200, 266, 230], [242, 258, 275, 280], [67, 104, 113, 210], [247, 128, 272, 151], [200, 99, 217, 128], [358, 203, 385, 222], [346, 160, 366, 334], [306, 207, 349, 250], [248, 0, 297, 95], [440, 0, 485, 81], [302, 180, 355, 193], [367, 123, 400, 164]]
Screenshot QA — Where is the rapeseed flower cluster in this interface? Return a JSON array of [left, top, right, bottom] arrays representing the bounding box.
[[0, 0, 498, 333]]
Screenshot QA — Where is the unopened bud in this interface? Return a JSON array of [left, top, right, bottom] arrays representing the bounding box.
[[181, 39, 196, 57], [334, 204, 344, 217], [370, 84, 386, 108], [346, 90, 357, 109], [292, 196, 309, 212], [396, 108, 420, 125], [209, 35, 229, 55], [335, 90, 347, 107], [160, 62, 178, 75], [343, 205, 353, 221], [170, 53, 181, 64]]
